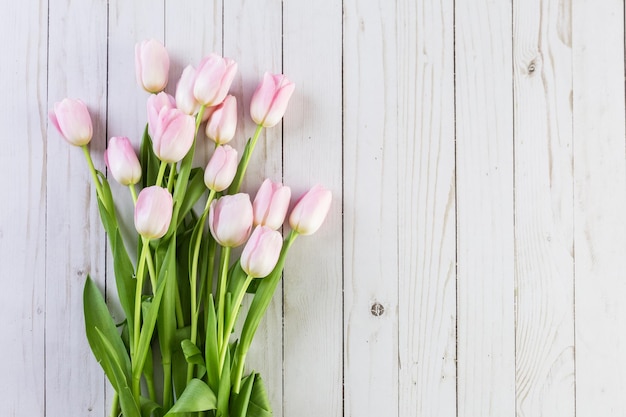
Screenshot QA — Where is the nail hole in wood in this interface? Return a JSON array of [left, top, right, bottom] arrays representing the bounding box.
[[371, 302, 385, 316]]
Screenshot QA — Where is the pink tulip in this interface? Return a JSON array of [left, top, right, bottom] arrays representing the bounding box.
[[240, 226, 283, 278], [135, 39, 170, 93], [253, 179, 291, 230], [205, 95, 237, 145], [175, 64, 201, 116], [250, 72, 295, 127], [209, 194, 253, 247], [104, 136, 142, 185], [289, 185, 332, 235], [134, 186, 173, 239], [147, 92, 176, 137], [204, 145, 238, 192], [152, 107, 196, 163], [49, 98, 93, 146], [193, 54, 238, 107]]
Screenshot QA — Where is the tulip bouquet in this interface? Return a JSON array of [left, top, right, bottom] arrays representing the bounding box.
[[49, 39, 331, 417]]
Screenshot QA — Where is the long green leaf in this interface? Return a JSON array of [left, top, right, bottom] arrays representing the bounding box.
[[217, 347, 231, 417], [229, 373, 254, 417], [205, 295, 220, 393], [83, 276, 131, 386], [164, 379, 217, 415], [140, 124, 160, 188], [178, 167, 207, 226], [246, 374, 273, 417]]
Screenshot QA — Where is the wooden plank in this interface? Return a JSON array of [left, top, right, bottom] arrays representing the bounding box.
[[396, 0, 457, 416], [572, 1, 626, 415], [221, 2, 283, 415], [282, 0, 343, 416], [455, 0, 515, 416], [513, 0, 575, 416], [46, 0, 109, 415], [0, 1, 47, 415], [342, 1, 399, 416]]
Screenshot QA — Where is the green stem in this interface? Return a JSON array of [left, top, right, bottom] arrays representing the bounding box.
[[163, 360, 173, 410], [218, 274, 254, 375], [167, 162, 176, 192], [128, 184, 138, 204], [108, 392, 119, 417], [175, 280, 185, 328], [216, 246, 231, 353], [202, 236, 217, 327], [146, 373, 157, 403], [187, 190, 216, 383], [132, 238, 150, 358], [229, 124, 263, 194], [81, 145, 104, 201], [155, 160, 167, 187], [144, 243, 158, 293]]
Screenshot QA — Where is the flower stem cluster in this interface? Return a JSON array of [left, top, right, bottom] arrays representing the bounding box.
[[49, 39, 331, 417]]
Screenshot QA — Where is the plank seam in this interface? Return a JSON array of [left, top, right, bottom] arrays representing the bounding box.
[[453, 0, 459, 416]]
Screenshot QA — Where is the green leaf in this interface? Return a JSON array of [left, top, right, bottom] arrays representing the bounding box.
[[227, 137, 253, 195], [246, 374, 273, 417], [83, 276, 131, 387], [178, 167, 207, 227], [94, 328, 141, 417], [205, 295, 220, 393], [140, 124, 160, 188], [246, 278, 262, 294], [217, 347, 231, 417], [229, 373, 254, 417], [164, 379, 217, 415], [112, 230, 137, 336], [182, 339, 206, 368], [139, 396, 162, 417]]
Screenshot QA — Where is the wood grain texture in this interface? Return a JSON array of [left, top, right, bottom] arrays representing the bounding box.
[[46, 0, 108, 415], [455, 0, 515, 416], [572, 0, 626, 415], [343, 1, 399, 416], [282, 0, 343, 416], [0, 1, 47, 415], [222, 1, 284, 415], [513, 0, 575, 416], [396, 0, 457, 416]]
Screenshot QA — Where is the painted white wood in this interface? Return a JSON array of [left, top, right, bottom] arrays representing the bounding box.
[[46, 0, 108, 416], [455, 1, 516, 416], [572, 0, 626, 415], [513, 0, 575, 416], [0, 1, 47, 415], [282, 0, 343, 416], [396, 0, 457, 416], [222, 2, 284, 415], [342, 1, 399, 416]]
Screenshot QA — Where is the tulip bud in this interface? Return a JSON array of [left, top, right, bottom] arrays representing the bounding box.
[[152, 107, 196, 163], [147, 92, 176, 137], [289, 185, 332, 235], [135, 39, 170, 93], [205, 95, 237, 145], [208, 194, 253, 247], [104, 136, 142, 185], [250, 72, 295, 127], [134, 186, 173, 239], [49, 98, 93, 146], [240, 226, 283, 278], [193, 54, 238, 107], [175, 64, 201, 116], [204, 145, 238, 192], [253, 179, 291, 230]]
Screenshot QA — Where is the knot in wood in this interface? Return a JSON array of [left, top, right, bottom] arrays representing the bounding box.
[[528, 62, 536, 73], [371, 302, 385, 316]]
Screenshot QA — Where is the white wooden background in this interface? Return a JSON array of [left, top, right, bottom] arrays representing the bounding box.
[[1, 0, 625, 416]]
